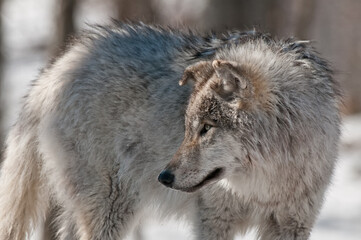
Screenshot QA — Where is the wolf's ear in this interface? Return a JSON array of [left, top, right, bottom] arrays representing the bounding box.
[[179, 61, 213, 86], [211, 60, 248, 99]]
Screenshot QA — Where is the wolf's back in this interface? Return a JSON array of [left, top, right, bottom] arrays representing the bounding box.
[[0, 23, 207, 239]]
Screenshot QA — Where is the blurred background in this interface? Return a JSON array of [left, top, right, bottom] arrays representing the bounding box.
[[0, 0, 360, 239]]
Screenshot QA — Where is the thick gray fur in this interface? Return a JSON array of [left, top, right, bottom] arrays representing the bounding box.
[[0, 22, 341, 240]]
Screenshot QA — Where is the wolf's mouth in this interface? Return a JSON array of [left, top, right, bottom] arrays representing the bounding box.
[[176, 167, 224, 193]]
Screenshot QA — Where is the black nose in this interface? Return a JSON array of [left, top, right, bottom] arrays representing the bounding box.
[[158, 170, 175, 187]]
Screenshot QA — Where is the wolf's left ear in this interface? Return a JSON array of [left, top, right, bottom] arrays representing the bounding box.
[[179, 61, 213, 86], [211, 60, 248, 99]]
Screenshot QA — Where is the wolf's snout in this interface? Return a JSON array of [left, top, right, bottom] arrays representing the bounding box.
[[158, 170, 175, 187]]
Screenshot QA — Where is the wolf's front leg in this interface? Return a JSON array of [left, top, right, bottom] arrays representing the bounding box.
[[196, 220, 237, 240], [195, 208, 237, 240], [257, 213, 313, 240], [194, 188, 246, 240], [53, 170, 141, 240], [75, 179, 140, 240]]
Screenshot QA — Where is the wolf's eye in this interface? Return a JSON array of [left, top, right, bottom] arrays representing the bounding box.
[[200, 124, 212, 136]]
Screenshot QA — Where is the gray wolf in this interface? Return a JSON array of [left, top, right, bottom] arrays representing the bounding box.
[[0, 22, 341, 240]]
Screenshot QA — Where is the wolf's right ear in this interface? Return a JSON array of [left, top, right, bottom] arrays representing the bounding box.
[[179, 61, 213, 86], [211, 60, 248, 100]]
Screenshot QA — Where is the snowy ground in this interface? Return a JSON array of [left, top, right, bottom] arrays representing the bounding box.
[[1, 0, 361, 239]]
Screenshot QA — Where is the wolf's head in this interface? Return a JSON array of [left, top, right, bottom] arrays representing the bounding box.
[[159, 56, 274, 192], [158, 37, 338, 193]]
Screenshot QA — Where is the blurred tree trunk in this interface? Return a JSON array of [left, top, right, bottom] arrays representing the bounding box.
[[201, 0, 278, 33], [114, 0, 157, 23], [343, 0, 361, 113], [53, 0, 77, 56], [0, 0, 4, 160], [293, 0, 316, 39], [198, 0, 317, 38]]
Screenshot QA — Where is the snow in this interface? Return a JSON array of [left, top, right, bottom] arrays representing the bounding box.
[[1, 0, 360, 239], [311, 115, 361, 240]]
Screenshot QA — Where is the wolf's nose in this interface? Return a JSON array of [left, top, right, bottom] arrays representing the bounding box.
[[158, 170, 175, 187]]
